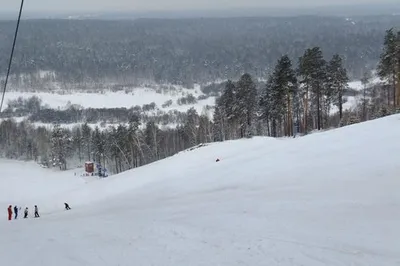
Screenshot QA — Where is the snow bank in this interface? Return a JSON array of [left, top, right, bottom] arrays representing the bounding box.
[[0, 115, 399, 266]]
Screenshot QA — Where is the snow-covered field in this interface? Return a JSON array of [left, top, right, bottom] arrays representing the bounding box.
[[4, 77, 381, 114], [2, 85, 216, 129], [347, 76, 382, 92], [1, 77, 385, 131], [4, 86, 216, 114], [0, 114, 399, 266]]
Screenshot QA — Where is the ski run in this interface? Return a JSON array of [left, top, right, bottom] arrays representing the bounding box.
[[0, 114, 399, 266]]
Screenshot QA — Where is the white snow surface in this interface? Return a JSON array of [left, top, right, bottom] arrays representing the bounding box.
[[1, 115, 399, 266], [5, 79, 375, 110], [2, 86, 215, 129], [4, 87, 215, 114], [2, 77, 384, 129], [347, 76, 383, 91]]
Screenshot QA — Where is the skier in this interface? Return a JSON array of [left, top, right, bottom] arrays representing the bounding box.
[[7, 205, 12, 221], [64, 203, 71, 210], [24, 207, 28, 219], [14, 205, 18, 219], [34, 205, 40, 218]]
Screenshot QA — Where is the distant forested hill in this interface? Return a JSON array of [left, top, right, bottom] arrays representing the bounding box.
[[0, 15, 399, 87]]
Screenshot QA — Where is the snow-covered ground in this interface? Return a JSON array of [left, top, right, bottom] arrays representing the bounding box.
[[2, 85, 216, 129], [4, 77, 380, 114], [4, 86, 216, 114], [0, 114, 399, 266], [1, 77, 385, 131], [347, 76, 382, 91], [334, 76, 384, 113], [0, 118, 179, 131]]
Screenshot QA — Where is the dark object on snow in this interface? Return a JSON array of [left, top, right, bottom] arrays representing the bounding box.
[[34, 205, 40, 218], [24, 207, 28, 218], [85, 162, 94, 173], [64, 203, 71, 210], [14, 205, 18, 219], [7, 205, 12, 221], [216, 158, 220, 162]]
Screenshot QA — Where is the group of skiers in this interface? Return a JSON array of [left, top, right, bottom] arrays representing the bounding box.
[[7, 205, 39, 220], [7, 203, 71, 221]]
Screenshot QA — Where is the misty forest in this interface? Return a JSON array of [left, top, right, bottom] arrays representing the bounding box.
[[0, 15, 399, 174]]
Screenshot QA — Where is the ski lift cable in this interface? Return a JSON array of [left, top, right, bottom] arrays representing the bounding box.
[[0, 0, 25, 112]]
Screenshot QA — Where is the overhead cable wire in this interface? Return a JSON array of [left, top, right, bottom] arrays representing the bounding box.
[[0, 0, 25, 112]]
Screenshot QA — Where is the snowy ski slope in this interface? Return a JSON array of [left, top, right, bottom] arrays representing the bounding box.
[[0, 115, 399, 266]]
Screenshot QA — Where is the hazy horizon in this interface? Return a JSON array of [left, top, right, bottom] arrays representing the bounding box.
[[0, 0, 398, 13]]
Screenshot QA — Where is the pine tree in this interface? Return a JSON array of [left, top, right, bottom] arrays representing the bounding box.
[[183, 108, 199, 147], [234, 73, 257, 138], [15, 121, 29, 159], [361, 71, 372, 121], [326, 54, 349, 124], [299, 47, 326, 131], [259, 56, 297, 137], [298, 50, 311, 133], [259, 80, 274, 136], [212, 99, 226, 141], [81, 123, 92, 161], [198, 114, 212, 144], [51, 125, 73, 170], [114, 124, 131, 170], [144, 121, 160, 161], [347, 112, 360, 126], [219, 80, 236, 139], [36, 126, 51, 166], [91, 126, 106, 168], [127, 115, 142, 168], [378, 28, 398, 106], [106, 127, 122, 173], [72, 126, 83, 162], [276, 55, 297, 136]]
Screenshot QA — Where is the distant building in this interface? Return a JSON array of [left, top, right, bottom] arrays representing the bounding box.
[[85, 162, 94, 173]]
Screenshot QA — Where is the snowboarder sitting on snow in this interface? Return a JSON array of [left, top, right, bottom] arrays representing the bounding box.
[[7, 205, 12, 221], [14, 205, 18, 219], [64, 203, 71, 210], [34, 205, 40, 218], [24, 207, 28, 219]]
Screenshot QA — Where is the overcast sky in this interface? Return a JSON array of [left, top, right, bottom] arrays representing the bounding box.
[[0, 0, 395, 12]]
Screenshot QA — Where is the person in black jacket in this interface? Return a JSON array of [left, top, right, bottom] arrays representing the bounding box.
[[23, 207, 28, 218], [14, 205, 18, 219], [64, 203, 71, 210], [34, 205, 40, 218]]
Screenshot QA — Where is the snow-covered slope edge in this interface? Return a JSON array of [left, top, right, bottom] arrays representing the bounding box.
[[0, 114, 399, 266]]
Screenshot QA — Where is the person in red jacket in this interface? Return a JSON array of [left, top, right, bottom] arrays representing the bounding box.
[[7, 205, 12, 221]]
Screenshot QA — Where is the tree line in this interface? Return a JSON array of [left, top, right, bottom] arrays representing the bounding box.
[[0, 28, 399, 174], [0, 109, 213, 173], [1, 16, 399, 88], [214, 28, 400, 138]]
